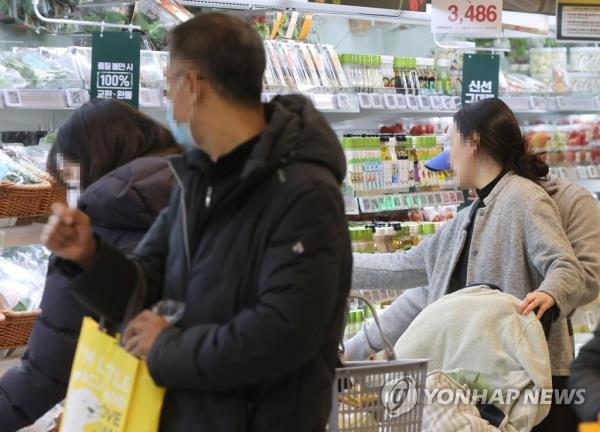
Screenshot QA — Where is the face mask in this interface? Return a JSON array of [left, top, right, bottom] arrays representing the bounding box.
[[166, 104, 197, 150]]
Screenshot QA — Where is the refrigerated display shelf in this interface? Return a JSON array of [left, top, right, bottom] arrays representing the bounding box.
[[4, 91, 600, 131]]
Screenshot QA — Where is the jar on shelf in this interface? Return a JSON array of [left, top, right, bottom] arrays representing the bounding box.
[[530, 48, 567, 75]]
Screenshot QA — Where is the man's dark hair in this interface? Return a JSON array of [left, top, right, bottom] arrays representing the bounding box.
[[47, 99, 179, 189], [168, 13, 266, 106]]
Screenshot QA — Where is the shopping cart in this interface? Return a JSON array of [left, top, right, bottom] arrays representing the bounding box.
[[329, 294, 427, 432]]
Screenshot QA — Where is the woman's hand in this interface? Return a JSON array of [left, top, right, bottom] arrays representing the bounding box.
[[519, 292, 556, 319]]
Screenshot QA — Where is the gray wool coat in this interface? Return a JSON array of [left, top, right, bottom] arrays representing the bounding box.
[[349, 172, 586, 375]]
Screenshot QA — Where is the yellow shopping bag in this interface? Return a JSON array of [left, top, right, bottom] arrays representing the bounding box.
[[60, 317, 165, 432]]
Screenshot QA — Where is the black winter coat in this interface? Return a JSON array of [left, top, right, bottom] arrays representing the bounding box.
[[0, 156, 174, 431], [60, 95, 352, 432], [570, 328, 600, 421]]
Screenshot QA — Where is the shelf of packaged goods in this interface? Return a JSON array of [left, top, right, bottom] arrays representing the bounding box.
[[355, 190, 464, 214], [352, 266, 428, 291], [0, 223, 44, 249]]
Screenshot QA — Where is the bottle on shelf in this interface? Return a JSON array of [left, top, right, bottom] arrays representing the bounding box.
[[436, 59, 452, 96], [371, 55, 385, 93], [381, 55, 395, 93], [417, 58, 436, 96], [339, 54, 354, 91], [394, 57, 407, 94], [407, 57, 420, 96], [362, 55, 371, 92]]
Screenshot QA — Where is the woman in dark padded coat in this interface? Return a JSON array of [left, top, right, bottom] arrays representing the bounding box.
[[0, 99, 179, 431]]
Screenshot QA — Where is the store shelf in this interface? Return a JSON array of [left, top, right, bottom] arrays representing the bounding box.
[[356, 190, 463, 214], [0, 224, 44, 248], [352, 266, 428, 291], [4, 90, 600, 132]]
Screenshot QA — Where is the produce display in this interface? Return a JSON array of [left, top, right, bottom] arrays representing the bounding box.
[[529, 48, 567, 75], [77, 4, 133, 33], [0, 245, 49, 312], [0, 144, 50, 184], [132, 0, 192, 50], [0, 48, 82, 89], [523, 116, 600, 167]]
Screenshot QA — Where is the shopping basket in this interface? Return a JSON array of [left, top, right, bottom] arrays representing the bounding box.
[[329, 294, 427, 432], [0, 309, 40, 350]]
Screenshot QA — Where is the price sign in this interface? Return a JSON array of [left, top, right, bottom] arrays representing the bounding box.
[[432, 0, 503, 35], [557, 0, 600, 41], [91, 32, 141, 107]]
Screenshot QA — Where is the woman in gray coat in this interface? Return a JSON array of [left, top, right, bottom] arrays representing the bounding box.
[[348, 98, 585, 431]]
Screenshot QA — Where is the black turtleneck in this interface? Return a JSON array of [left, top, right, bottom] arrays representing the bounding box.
[[186, 135, 260, 258], [448, 170, 506, 293]]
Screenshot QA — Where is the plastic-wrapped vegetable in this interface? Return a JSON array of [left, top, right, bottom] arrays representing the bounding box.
[[132, 0, 192, 50], [1, 48, 81, 89], [0, 62, 28, 89], [2, 143, 50, 176], [0, 149, 44, 184], [0, 245, 50, 311]]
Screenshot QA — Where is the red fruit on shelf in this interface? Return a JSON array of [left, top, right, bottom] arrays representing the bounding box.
[[566, 151, 577, 163], [426, 124, 435, 134], [408, 210, 422, 222]]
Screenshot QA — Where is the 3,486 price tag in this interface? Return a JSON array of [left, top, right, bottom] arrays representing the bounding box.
[[431, 0, 503, 35]]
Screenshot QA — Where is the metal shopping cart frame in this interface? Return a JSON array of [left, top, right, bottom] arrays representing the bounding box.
[[329, 294, 428, 432]]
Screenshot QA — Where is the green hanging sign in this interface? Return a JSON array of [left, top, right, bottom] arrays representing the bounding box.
[[461, 53, 500, 105], [90, 31, 141, 108]]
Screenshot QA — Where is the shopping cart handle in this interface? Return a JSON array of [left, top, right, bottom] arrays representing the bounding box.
[[347, 294, 396, 361]]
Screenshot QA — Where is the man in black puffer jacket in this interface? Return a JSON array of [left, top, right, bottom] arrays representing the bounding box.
[[42, 13, 352, 432], [0, 156, 174, 431]]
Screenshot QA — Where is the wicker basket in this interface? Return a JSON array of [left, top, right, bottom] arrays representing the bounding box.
[[0, 310, 40, 349], [0, 180, 66, 219]]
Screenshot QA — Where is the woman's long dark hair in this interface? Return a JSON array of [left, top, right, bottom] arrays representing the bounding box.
[[454, 98, 549, 184], [47, 99, 179, 189]]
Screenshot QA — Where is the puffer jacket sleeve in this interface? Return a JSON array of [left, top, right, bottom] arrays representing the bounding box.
[[147, 183, 351, 391], [0, 261, 90, 431], [569, 328, 600, 421], [64, 207, 170, 324], [525, 195, 585, 319]]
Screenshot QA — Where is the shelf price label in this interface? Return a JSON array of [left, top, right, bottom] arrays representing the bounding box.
[[431, 0, 503, 35], [91, 32, 141, 108]]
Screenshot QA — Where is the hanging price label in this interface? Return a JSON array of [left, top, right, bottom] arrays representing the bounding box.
[[431, 0, 503, 35]]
